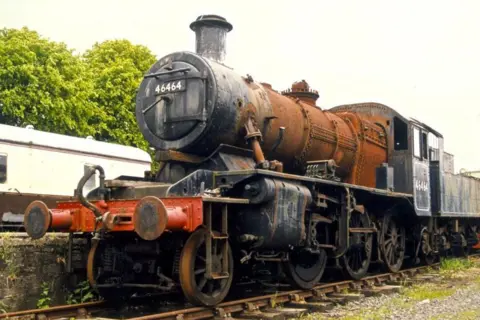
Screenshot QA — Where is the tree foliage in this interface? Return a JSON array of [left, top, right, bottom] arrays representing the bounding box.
[[83, 40, 157, 150], [0, 27, 100, 136], [0, 28, 159, 169]]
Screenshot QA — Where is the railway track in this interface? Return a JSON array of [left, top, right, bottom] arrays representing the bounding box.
[[5, 255, 479, 320], [128, 265, 437, 320], [0, 300, 109, 319]]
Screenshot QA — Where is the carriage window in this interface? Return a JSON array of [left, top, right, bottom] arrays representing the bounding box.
[[0, 154, 6, 183], [413, 127, 421, 158], [394, 117, 408, 150]]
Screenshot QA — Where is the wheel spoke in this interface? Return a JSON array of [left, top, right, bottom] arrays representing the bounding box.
[[381, 214, 405, 272], [387, 243, 395, 263], [194, 268, 206, 275], [342, 209, 373, 280], [207, 281, 214, 294], [197, 277, 207, 291]]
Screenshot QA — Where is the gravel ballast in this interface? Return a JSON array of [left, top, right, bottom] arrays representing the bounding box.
[[300, 263, 480, 320]]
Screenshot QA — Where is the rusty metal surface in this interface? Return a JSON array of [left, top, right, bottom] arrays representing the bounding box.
[[137, 45, 390, 189], [27, 197, 204, 235], [0, 299, 108, 319], [133, 196, 169, 240], [86, 240, 99, 288], [179, 227, 233, 306], [281, 79, 319, 106], [155, 150, 206, 164], [242, 81, 388, 187], [23, 200, 51, 239], [50, 208, 73, 229], [135, 15, 393, 188]]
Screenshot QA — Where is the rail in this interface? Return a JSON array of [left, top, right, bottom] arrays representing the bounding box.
[[0, 300, 108, 319]]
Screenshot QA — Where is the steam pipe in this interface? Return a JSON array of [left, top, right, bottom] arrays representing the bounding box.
[[76, 165, 105, 218]]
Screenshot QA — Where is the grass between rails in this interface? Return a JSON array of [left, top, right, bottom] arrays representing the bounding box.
[[296, 256, 480, 320]]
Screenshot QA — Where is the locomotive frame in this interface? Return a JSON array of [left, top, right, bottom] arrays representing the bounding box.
[[23, 14, 480, 307]]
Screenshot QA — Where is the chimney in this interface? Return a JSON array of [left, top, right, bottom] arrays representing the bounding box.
[[190, 14, 232, 64]]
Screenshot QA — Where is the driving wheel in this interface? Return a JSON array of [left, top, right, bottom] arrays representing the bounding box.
[[379, 213, 406, 272], [283, 248, 327, 289], [340, 211, 373, 280], [179, 228, 234, 306]]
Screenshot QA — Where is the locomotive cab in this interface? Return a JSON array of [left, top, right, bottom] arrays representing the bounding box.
[[408, 119, 442, 216]]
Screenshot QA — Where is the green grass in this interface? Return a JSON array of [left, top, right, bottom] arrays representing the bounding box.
[[403, 284, 455, 301], [440, 257, 475, 272], [438, 257, 480, 280]]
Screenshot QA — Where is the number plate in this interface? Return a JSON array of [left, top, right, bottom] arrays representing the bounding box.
[[155, 80, 186, 95]]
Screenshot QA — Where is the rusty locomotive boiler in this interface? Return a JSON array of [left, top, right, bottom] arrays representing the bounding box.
[[137, 35, 387, 187], [23, 14, 480, 307]]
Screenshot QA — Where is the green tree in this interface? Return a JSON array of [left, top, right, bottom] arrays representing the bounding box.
[[83, 40, 157, 150], [0, 27, 103, 136]]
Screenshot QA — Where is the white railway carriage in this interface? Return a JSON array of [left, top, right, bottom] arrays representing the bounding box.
[[0, 124, 152, 229]]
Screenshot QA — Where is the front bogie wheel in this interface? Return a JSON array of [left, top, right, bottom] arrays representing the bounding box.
[[86, 240, 132, 301]]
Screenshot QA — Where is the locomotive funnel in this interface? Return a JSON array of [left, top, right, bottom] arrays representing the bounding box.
[[190, 14, 232, 63]]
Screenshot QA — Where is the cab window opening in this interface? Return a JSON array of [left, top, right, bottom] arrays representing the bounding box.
[[413, 127, 421, 158], [394, 117, 408, 150], [0, 154, 6, 183], [428, 132, 439, 161], [421, 131, 428, 159]]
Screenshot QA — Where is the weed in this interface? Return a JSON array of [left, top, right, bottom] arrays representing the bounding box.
[[0, 301, 8, 313], [0, 233, 20, 281], [440, 257, 474, 272], [66, 281, 97, 304], [36, 281, 52, 309]]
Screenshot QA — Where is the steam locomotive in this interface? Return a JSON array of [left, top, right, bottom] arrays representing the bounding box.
[[23, 14, 480, 307]]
